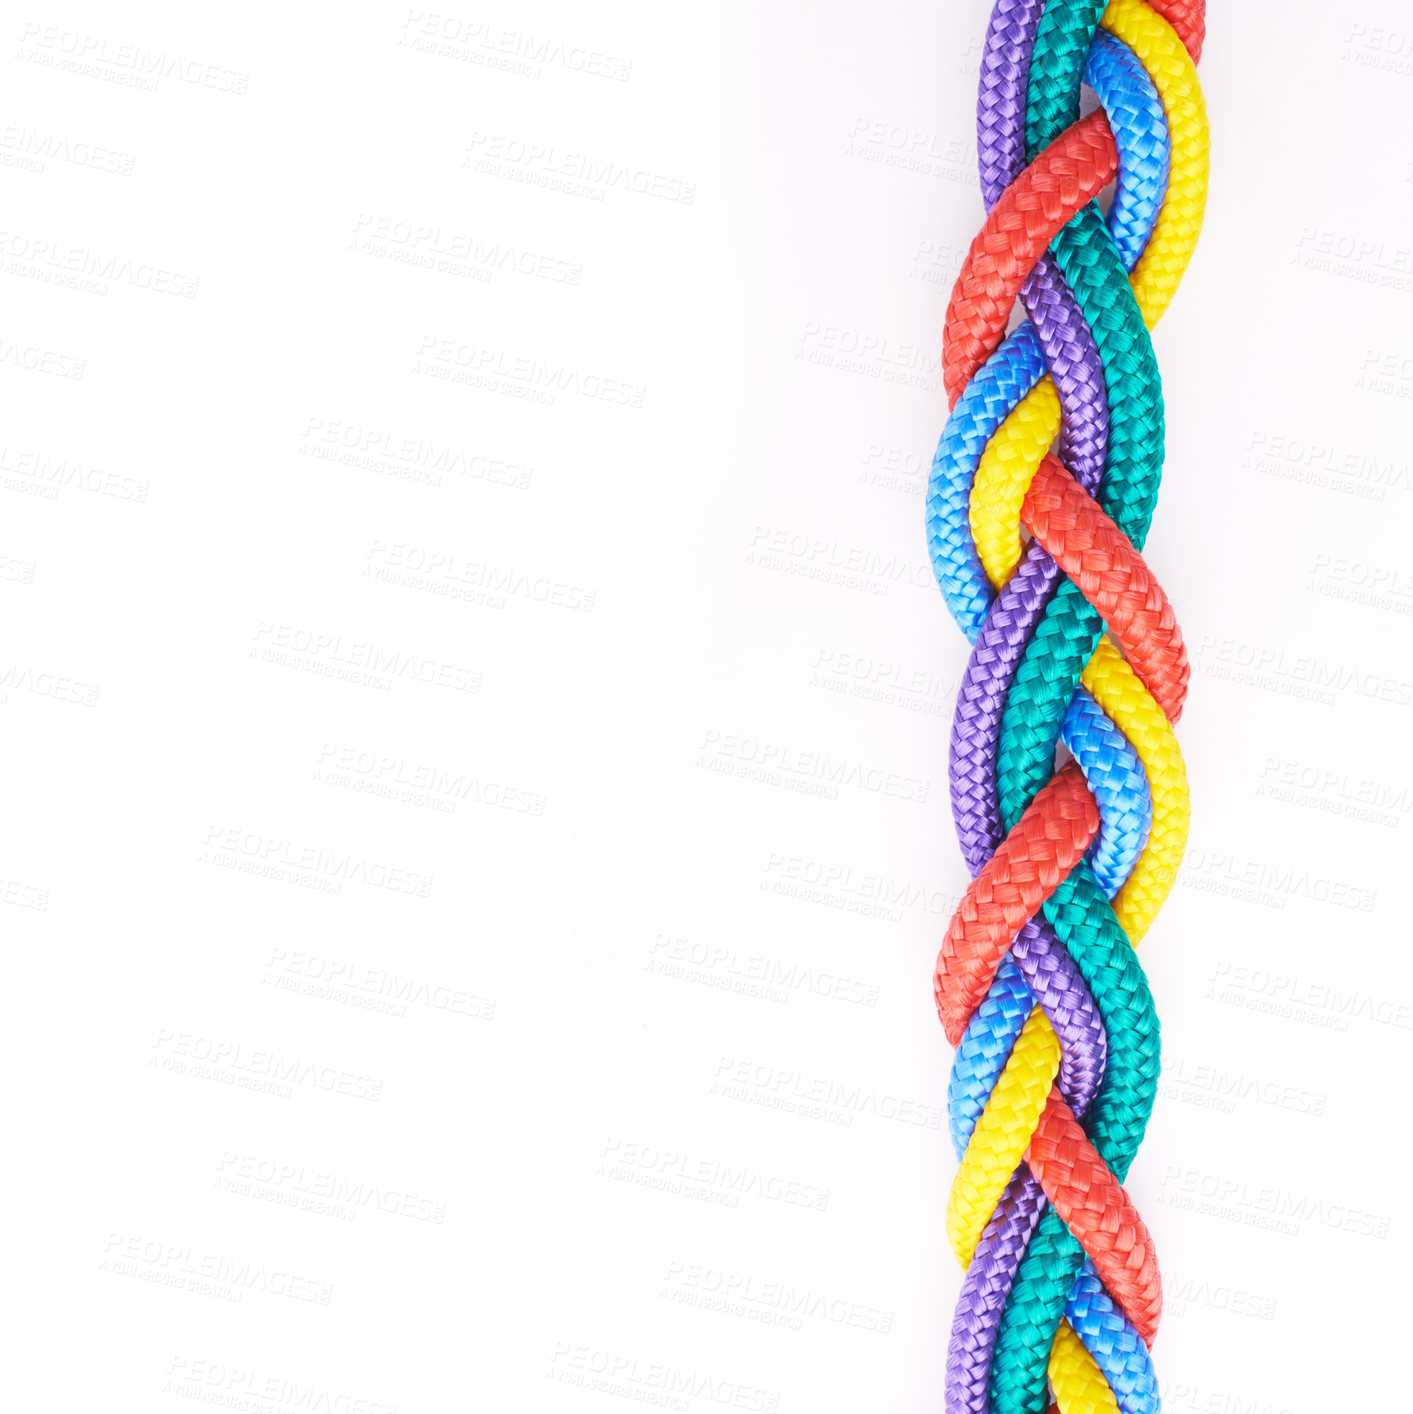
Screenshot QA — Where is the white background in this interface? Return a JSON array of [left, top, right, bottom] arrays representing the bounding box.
[[4, 3, 1411, 1411]]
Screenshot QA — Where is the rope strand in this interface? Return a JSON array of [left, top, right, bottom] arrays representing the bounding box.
[[928, 4, 1209, 1410]]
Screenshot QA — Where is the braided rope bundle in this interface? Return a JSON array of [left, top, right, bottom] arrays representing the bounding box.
[[926, 3, 1208, 1412]]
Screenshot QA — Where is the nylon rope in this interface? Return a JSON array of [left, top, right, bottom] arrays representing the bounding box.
[[925, 3, 1209, 1411]]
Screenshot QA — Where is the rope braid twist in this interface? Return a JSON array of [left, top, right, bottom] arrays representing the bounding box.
[[925, 3, 1208, 1411]]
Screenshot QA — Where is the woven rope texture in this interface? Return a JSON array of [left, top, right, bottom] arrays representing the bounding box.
[[926, 3, 1209, 1412]]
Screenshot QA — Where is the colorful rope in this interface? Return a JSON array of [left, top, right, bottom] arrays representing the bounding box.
[[926, 3, 1208, 1412]]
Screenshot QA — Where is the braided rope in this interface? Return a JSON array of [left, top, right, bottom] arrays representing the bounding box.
[[926, 3, 1209, 1411]]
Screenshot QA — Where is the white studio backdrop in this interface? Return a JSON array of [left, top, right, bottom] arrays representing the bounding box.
[[3, 2, 1410, 1410]]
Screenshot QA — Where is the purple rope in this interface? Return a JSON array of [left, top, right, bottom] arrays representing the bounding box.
[[951, 548, 1060, 871], [977, 0, 1049, 210], [943, 5, 1114, 1410], [1022, 261, 1109, 487], [1011, 919, 1105, 1110], [947, 1172, 1049, 1414]]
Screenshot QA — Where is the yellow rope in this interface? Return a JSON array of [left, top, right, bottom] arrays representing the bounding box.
[[947, 1007, 1061, 1263]]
